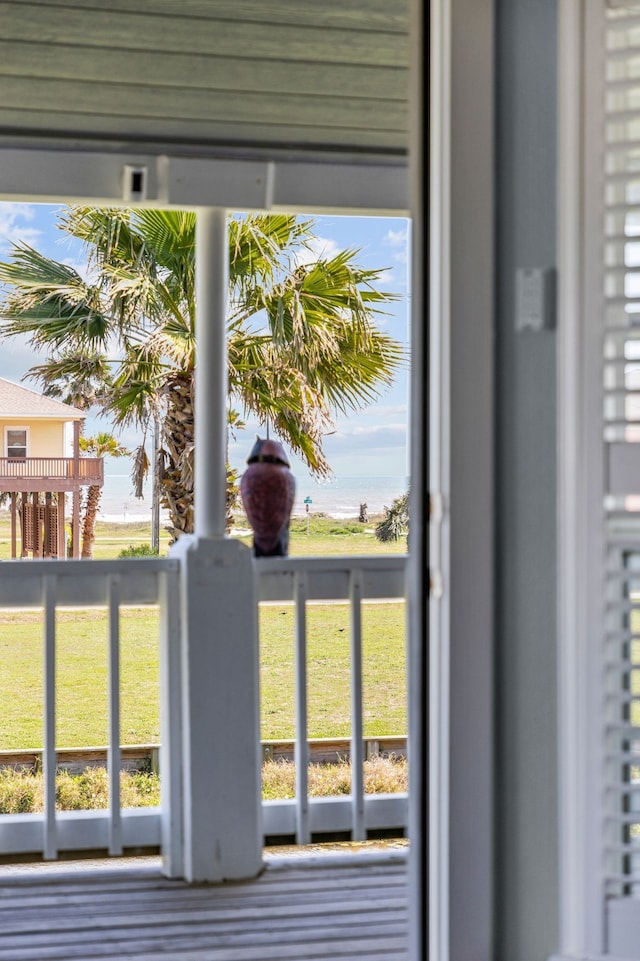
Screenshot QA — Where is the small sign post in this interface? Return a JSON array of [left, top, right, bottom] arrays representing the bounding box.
[[304, 496, 313, 533]]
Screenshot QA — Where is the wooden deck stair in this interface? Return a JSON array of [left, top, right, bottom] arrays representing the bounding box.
[[0, 852, 409, 960]]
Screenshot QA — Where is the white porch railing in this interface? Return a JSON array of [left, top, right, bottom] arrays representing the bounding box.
[[0, 558, 178, 860], [0, 552, 407, 865], [257, 555, 408, 845]]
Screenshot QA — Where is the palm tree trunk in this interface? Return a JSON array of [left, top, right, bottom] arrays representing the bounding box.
[[161, 371, 195, 542], [161, 370, 239, 542], [81, 485, 102, 558]]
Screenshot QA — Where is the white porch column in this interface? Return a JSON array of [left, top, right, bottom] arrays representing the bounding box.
[[195, 206, 228, 539], [168, 206, 262, 883]]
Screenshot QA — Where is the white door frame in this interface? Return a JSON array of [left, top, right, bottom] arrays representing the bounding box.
[[0, 0, 498, 952], [410, 2, 495, 960], [556, 0, 609, 957]]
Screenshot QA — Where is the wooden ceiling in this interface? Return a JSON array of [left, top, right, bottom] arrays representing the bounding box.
[[0, 0, 409, 164]]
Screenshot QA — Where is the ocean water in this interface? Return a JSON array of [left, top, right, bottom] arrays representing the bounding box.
[[97, 470, 409, 523]]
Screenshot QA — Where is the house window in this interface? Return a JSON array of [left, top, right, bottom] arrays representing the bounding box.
[[6, 429, 27, 460]]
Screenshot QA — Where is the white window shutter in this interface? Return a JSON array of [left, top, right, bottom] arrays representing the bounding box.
[[602, 6, 640, 947]]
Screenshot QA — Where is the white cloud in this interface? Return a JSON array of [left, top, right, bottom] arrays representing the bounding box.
[[386, 227, 409, 247], [358, 403, 408, 418], [293, 235, 340, 268], [0, 204, 41, 255], [385, 226, 410, 272], [324, 423, 407, 452]]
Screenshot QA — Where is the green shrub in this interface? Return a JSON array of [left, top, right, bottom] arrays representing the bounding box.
[[117, 544, 160, 559]]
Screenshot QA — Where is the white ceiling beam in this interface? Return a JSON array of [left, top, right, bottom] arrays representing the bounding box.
[[0, 148, 408, 214]]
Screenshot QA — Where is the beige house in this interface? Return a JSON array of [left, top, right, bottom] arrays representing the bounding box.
[[0, 378, 103, 558]]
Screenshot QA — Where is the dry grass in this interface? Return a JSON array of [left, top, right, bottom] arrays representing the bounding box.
[[0, 755, 407, 813], [261, 755, 407, 800], [0, 766, 160, 813]]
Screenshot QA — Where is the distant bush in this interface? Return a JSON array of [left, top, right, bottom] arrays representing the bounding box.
[[289, 517, 366, 536], [118, 544, 160, 558]]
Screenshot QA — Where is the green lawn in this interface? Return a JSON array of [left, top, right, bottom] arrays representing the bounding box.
[[0, 607, 162, 749], [0, 514, 407, 751], [0, 512, 407, 560], [0, 602, 406, 751]]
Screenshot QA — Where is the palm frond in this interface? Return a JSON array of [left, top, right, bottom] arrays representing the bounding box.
[[131, 444, 150, 499], [25, 350, 113, 409], [0, 206, 405, 512]]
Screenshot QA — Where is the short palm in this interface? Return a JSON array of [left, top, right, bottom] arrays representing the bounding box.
[[78, 432, 129, 557], [0, 208, 403, 539]]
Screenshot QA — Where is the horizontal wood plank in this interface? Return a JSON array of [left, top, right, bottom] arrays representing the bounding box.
[[0, 5, 407, 65], [0, 42, 407, 101], [0, 856, 408, 960], [1, 0, 409, 32], [0, 109, 406, 152], [0, 77, 406, 132]]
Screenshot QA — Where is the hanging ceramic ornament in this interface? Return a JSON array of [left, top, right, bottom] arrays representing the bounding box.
[[239, 437, 296, 556]]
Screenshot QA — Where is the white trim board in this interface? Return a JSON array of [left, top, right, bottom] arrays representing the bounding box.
[[0, 149, 408, 214]]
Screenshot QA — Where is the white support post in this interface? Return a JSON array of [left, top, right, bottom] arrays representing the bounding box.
[[171, 535, 262, 882], [195, 206, 228, 539], [169, 206, 262, 882]]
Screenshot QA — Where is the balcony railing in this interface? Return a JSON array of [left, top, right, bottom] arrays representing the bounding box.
[[0, 456, 104, 490], [0, 558, 177, 859], [0, 551, 407, 863], [256, 555, 408, 844]]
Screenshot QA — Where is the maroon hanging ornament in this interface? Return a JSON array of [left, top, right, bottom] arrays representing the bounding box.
[[240, 437, 296, 557]]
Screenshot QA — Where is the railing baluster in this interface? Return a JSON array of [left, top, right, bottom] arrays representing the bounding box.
[[160, 565, 184, 878], [107, 575, 122, 855], [294, 571, 310, 845], [43, 576, 57, 860], [350, 569, 365, 841]]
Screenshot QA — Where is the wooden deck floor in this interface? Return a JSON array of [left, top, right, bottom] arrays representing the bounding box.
[[0, 851, 409, 960]]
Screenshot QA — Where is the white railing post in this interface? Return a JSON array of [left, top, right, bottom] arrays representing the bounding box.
[[294, 572, 310, 845], [160, 563, 184, 879], [107, 575, 122, 856], [42, 575, 57, 860], [169, 206, 262, 882], [350, 570, 365, 841]]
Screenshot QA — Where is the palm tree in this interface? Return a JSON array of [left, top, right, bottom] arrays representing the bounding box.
[[375, 491, 409, 544], [78, 432, 129, 558], [0, 208, 404, 540]]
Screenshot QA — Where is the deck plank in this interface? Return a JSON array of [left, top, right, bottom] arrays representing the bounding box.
[[0, 855, 409, 961]]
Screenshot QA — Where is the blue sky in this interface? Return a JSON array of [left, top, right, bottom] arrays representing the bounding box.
[[0, 202, 410, 483]]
